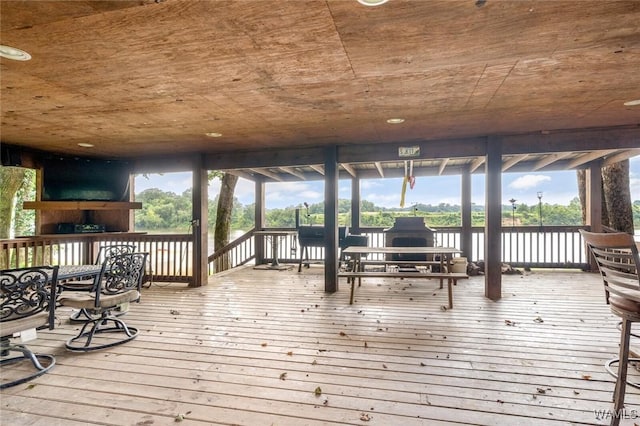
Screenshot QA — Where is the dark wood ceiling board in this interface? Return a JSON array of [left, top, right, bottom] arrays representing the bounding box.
[[333, 1, 618, 77], [0, 0, 153, 32], [1, 1, 639, 164]]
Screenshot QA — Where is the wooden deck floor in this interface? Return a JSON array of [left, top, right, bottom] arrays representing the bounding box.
[[2, 266, 640, 425]]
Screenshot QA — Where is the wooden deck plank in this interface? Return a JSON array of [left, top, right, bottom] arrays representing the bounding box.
[[2, 267, 638, 425]]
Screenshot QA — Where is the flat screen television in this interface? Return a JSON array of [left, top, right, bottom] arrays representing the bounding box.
[[42, 157, 131, 201]]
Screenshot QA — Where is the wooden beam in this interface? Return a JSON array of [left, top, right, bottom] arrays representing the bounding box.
[[205, 146, 325, 170], [248, 168, 283, 182], [470, 157, 485, 173], [309, 164, 325, 176], [374, 161, 384, 178], [340, 163, 357, 178], [500, 126, 640, 155], [132, 154, 201, 174], [532, 152, 571, 171], [224, 169, 256, 181], [603, 148, 640, 166], [566, 149, 617, 169], [22, 201, 142, 210], [438, 158, 449, 175], [129, 127, 640, 173], [339, 137, 487, 164], [280, 166, 306, 180], [502, 154, 528, 171]]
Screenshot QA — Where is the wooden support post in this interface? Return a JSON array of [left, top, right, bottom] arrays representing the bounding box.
[[351, 176, 361, 234], [585, 160, 603, 271], [484, 138, 502, 301], [461, 165, 473, 261], [586, 160, 603, 233], [255, 179, 266, 265], [191, 157, 208, 287], [324, 146, 339, 293]]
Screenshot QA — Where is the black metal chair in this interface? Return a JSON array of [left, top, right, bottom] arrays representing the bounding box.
[[1, 265, 58, 389], [580, 230, 640, 425], [58, 252, 147, 352], [59, 244, 136, 322]]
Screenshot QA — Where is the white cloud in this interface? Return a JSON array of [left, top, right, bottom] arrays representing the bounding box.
[[264, 182, 323, 208], [361, 180, 384, 190], [365, 193, 400, 208], [509, 174, 551, 190], [229, 178, 254, 202]]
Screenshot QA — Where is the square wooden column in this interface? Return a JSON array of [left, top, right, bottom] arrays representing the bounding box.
[[351, 177, 361, 234], [586, 161, 603, 232], [460, 165, 473, 261], [324, 146, 339, 293], [255, 178, 266, 264], [585, 160, 603, 271], [191, 157, 208, 287], [484, 138, 502, 301]]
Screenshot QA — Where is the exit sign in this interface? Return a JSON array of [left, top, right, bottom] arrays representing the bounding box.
[[398, 146, 420, 157]]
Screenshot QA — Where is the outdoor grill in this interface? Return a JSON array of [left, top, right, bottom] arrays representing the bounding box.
[[384, 217, 435, 261], [294, 207, 368, 271], [297, 225, 350, 250]]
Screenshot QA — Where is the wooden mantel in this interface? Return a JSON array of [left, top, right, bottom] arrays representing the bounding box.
[[23, 201, 142, 210], [23, 201, 142, 235]]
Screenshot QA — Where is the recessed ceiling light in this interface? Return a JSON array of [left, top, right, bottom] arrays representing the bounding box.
[[206, 132, 223, 137], [357, 0, 389, 5], [623, 99, 640, 106], [386, 118, 405, 124], [0, 44, 31, 61], [77, 143, 94, 148]]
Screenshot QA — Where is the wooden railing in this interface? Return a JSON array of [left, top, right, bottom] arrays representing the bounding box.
[[1, 233, 193, 283], [214, 225, 591, 270], [2, 226, 592, 283], [208, 228, 256, 274]]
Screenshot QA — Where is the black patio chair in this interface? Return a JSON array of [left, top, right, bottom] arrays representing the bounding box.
[[59, 252, 147, 352], [1, 265, 58, 389], [580, 230, 640, 426], [59, 244, 136, 322]]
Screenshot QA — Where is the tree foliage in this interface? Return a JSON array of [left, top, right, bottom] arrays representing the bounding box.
[[0, 166, 34, 238], [134, 190, 636, 232]]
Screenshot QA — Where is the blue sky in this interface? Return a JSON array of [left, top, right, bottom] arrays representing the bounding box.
[[135, 155, 640, 209]]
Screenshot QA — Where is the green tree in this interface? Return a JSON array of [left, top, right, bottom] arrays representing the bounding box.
[[212, 173, 238, 254], [0, 166, 27, 238]]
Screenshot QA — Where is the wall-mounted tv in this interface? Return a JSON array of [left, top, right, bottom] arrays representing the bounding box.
[[42, 157, 132, 201]]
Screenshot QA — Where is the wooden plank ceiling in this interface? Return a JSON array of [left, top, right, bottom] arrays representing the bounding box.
[[1, 0, 639, 180]]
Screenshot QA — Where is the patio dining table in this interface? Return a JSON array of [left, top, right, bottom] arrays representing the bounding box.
[[57, 264, 103, 282], [340, 246, 467, 307]]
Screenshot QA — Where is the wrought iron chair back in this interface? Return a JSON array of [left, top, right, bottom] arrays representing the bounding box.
[[59, 252, 148, 351], [97, 252, 147, 300], [1, 266, 57, 324], [0, 265, 58, 388], [94, 244, 136, 265]]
